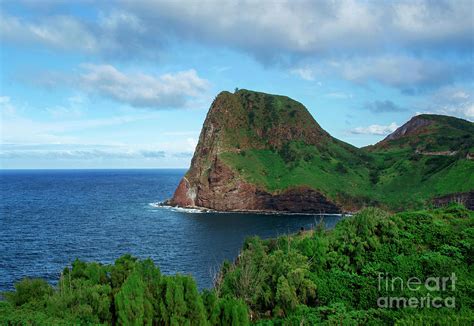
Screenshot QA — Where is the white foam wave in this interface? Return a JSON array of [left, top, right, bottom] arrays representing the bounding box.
[[148, 202, 350, 216], [148, 202, 163, 208], [148, 202, 205, 214]]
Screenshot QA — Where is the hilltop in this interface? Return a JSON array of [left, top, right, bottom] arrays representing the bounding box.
[[369, 114, 474, 154], [168, 89, 473, 212], [367, 114, 473, 209]]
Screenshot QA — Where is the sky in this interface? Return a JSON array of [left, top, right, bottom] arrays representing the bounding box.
[[0, 0, 473, 169]]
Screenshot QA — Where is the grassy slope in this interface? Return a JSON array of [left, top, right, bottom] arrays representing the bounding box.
[[220, 142, 374, 207], [219, 90, 374, 209], [369, 153, 473, 210], [366, 115, 474, 210], [217, 91, 473, 211], [371, 114, 474, 153]]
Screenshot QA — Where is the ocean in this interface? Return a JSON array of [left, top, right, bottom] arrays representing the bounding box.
[[0, 169, 343, 290]]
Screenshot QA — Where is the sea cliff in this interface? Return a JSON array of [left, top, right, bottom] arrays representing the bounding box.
[[167, 89, 474, 213]]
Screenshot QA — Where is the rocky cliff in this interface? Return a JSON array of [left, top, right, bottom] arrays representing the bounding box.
[[167, 90, 342, 213], [382, 115, 434, 142], [432, 191, 474, 211], [166, 90, 474, 213]]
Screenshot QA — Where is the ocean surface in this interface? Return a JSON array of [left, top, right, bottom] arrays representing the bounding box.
[[0, 169, 344, 291]]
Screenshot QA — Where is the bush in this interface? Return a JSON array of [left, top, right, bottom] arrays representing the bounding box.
[[5, 278, 53, 307]]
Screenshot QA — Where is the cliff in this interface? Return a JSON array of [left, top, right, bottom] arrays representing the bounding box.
[[168, 90, 344, 213], [167, 90, 474, 213], [432, 191, 474, 210]]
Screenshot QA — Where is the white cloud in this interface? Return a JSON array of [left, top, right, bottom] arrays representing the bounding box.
[[290, 67, 315, 81], [116, 0, 379, 61], [0, 13, 97, 52], [28, 64, 211, 109], [287, 54, 471, 91], [119, 0, 473, 59], [432, 101, 474, 120], [330, 55, 471, 92], [0, 147, 180, 161], [0, 95, 197, 167], [460, 103, 474, 119], [325, 92, 353, 99], [416, 86, 474, 121], [99, 10, 145, 33], [452, 91, 470, 100], [0, 96, 162, 144], [392, 1, 473, 46], [1, 1, 472, 95], [3, 1, 472, 62], [351, 122, 399, 135], [78, 64, 210, 109]]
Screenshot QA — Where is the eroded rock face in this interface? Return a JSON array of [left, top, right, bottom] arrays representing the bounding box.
[[167, 91, 342, 213], [171, 177, 196, 207], [255, 187, 341, 213], [169, 157, 341, 213], [383, 116, 433, 142], [432, 191, 474, 211]]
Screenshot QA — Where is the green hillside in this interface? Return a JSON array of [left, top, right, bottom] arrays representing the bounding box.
[[214, 90, 473, 211], [368, 114, 474, 153], [366, 114, 474, 210], [216, 90, 373, 210]]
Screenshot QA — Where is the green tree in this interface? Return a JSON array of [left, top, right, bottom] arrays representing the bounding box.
[[209, 296, 249, 326], [5, 278, 52, 307], [115, 271, 149, 325]]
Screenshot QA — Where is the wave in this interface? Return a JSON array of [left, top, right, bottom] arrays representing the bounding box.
[[148, 202, 206, 214], [148, 202, 350, 216]]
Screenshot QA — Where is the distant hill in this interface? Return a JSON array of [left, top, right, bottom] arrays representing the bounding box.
[[366, 114, 474, 210], [168, 90, 474, 212], [369, 114, 474, 154]]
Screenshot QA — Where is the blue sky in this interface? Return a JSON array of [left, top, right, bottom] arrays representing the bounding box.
[[0, 0, 473, 169]]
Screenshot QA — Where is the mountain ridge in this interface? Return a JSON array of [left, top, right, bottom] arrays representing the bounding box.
[[369, 114, 474, 153], [168, 89, 473, 212]]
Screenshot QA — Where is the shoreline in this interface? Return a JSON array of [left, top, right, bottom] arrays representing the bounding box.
[[152, 201, 353, 216]]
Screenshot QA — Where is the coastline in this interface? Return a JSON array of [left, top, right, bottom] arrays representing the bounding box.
[[153, 201, 353, 216]]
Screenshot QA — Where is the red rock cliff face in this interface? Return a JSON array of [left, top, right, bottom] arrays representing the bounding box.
[[167, 91, 341, 213]]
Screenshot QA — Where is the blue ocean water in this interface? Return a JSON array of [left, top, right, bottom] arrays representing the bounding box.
[[0, 169, 343, 291]]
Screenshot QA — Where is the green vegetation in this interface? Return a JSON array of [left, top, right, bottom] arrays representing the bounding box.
[[370, 114, 474, 154], [216, 90, 474, 211], [0, 255, 248, 325], [2, 205, 473, 324], [220, 142, 373, 208], [216, 204, 474, 324]]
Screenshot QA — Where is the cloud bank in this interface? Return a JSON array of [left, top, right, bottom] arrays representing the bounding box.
[[0, 148, 191, 160], [2, 1, 472, 62], [27, 64, 210, 109], [78, 64, 210, 109], [1, 0, 472, 96]]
